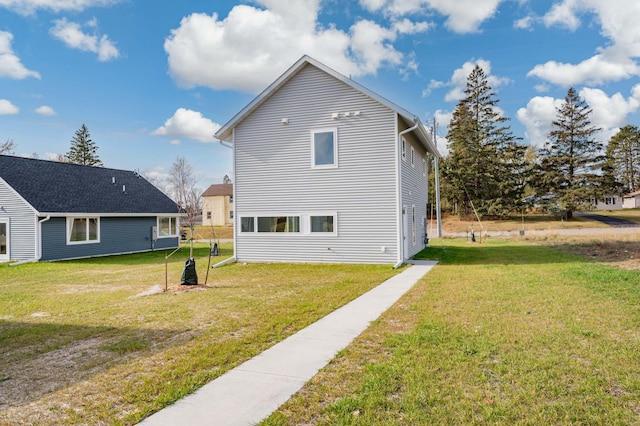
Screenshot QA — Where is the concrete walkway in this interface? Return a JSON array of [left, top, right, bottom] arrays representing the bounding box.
[[140, 260, 437, 426]]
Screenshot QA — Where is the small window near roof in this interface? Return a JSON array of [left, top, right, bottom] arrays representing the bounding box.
[[312, 128, 337, 168], [401, 137, 407, 161]]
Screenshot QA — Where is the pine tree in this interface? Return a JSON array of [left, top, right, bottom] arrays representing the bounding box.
[[536, 87, 603, 219], [603, 125, 640, 194], [66, 124, 103, 166], [443, 65, 526, 217]]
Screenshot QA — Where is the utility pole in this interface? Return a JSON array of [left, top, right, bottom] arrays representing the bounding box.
[[433, 118, 442, 237]]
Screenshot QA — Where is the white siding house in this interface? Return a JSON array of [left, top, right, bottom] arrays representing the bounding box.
[[215, 56, 440, 266], [623, 191, 640, 209]]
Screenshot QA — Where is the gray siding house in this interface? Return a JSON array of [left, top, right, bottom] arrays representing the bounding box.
[[0, 155, 182, 263], [215, 56, 440, 266]]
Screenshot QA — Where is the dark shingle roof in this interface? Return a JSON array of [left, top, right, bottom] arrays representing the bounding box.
[[201, 183, 233, 197], [0, 155, 180, 214]]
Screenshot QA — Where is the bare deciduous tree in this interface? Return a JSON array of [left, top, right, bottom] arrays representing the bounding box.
[[167, 156, 202, 227], [1, 139, 16, 155]]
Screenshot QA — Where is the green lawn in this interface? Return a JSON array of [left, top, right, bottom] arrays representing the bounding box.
[[264, 239, 640, 425], [0, 244, 401, 424]]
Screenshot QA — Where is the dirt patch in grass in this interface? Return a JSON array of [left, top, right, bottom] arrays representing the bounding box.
[[532, 234, 640, 271]]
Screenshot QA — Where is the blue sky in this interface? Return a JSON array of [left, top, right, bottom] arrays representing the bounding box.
[[2, 0, 640, 194]]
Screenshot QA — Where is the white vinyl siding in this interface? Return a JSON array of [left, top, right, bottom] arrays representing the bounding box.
[[233, 64, 398, 264], [0, 178, 37, 261], [400, 127, 429, 258]]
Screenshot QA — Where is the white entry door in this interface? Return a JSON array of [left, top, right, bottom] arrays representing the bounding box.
[[0, 219, 8, 262]]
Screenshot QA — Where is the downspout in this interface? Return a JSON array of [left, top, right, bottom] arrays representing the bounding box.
[[213, 133, 236, 268], [393, 119, 420, 269], [10, 214, 50, 266]]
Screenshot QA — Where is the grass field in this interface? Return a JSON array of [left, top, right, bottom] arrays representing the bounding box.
[[3, 216, 640, 425], [0, 243, 400, 424], [264, 238, 640, 425]]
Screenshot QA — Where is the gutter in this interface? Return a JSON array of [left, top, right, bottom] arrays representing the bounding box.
[[395, 119, 420, 268], [10, 214, 50, 266]]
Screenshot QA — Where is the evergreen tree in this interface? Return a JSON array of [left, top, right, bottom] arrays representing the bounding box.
[[536, 87, 603, 219], [66, 124, 103, 166], [443, 65, 527, 217], [603, 125, 640, 194]]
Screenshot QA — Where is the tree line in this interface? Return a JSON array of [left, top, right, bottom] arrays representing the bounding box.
[[438, 65, 640, 220]]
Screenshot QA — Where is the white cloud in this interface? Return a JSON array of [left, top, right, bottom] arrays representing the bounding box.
[[0, 31, 41, 79], [50, 18, 120, 61], [359, 0, 387, 13], [152, 108, 221, 143], [422, 79, 446, 97], [517, 85, 640, 146], [434, 109, 452, 156], [513, 16, 534, 30], [527, 47, 640, 86], [374, 0, 504, 33], [164, 1, 420, 94], [35, 105, 56, 116], [438, 59, 510, 102], [542, 0, 581, 30], [0, 99, 19, 114], [392, 18, 433, 34], [516, 96, 562, 146], [580, 85, 640, 141], [0, 0, 118, 15], [350, 20, 402, 74], [529, 0, 640, 86]]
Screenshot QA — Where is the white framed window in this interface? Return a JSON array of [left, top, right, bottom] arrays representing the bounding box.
[[411, 205, 416, 245], [240, 212, 337, 235], [240, 217, 255, 233], [230, 210, 234, 219], [158, 216, 178, 238], [309, 213, 336, 235], [206, 211, 211, 219], [311, 128, 338, 168], [67, 217, 99, 244], [422, 157, 427, 176], [258, 216, 300, 233], [411, 146, 415, 167], [401, 137, 407, 161]]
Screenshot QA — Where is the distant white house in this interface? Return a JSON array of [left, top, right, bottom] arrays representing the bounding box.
[[623, 190, 640, 209], [590, 195, 623, 211], [215, 55, 441, 266]]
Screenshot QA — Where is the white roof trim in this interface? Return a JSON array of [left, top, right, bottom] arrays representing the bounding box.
[[215, 55, 441, 157]]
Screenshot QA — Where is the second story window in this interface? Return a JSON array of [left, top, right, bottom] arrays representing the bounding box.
[[312, 128, 338, 168]]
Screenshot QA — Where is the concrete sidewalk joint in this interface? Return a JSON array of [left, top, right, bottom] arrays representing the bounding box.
[[140, 261, 437, 426]]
